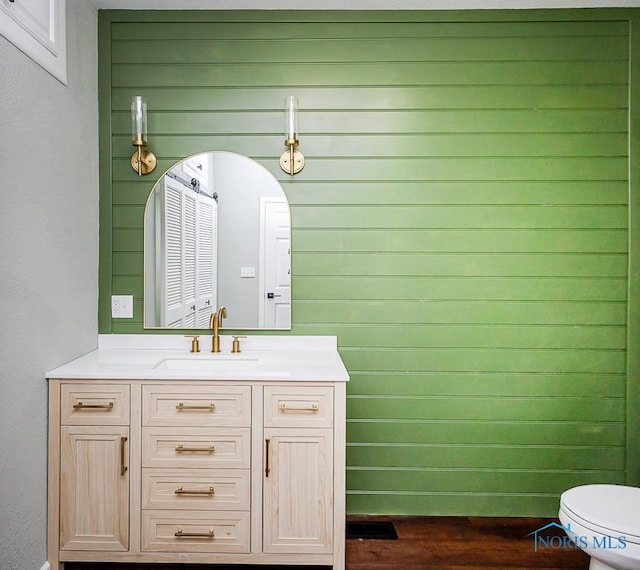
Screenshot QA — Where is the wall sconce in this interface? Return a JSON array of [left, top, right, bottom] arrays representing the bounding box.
[[130, 95, 157, 176], [280, 96, 304, 175]]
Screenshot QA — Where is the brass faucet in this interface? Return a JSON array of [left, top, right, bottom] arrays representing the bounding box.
[[209, 306, 227, 353]]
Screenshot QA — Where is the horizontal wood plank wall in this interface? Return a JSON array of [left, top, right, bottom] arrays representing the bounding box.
[[101, 10, 630, 516]]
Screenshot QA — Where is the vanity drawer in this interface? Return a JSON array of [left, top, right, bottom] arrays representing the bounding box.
[[142, 468, 250, 511], [143, 427, 250, 469], [61, 384, 130, 425], [142, 385, 251, 427], [142, 510, 250, 553], [264, 386, 333, 428]]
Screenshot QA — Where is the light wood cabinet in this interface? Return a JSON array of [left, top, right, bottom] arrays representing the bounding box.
[[56, 384, 131, 553], [48, 379, 346, 570], [263, 429, 333, 553], [60, 384, 130, 425], [141, 511, 251, 554], [140, 384, 252, 555], [263, 385, 335, 553], [59, 425, 130, 551]]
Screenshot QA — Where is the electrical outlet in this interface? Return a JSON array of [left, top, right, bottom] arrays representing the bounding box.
[[112, 295, 134, 318]]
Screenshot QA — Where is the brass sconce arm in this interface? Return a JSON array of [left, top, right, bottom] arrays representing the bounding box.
[[280, 138, 304, 175], [131, 143, 157, 176]]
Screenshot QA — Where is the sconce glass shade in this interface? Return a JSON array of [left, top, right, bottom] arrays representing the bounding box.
[[280, 95, 304, 175], [285, 95, 299, 142], [130, 95, 156, 176], [131, 95, 148, 146]]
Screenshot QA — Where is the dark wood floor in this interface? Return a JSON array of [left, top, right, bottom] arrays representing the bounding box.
[[67, 516, 589, 570], [346, 516, 589, 570]]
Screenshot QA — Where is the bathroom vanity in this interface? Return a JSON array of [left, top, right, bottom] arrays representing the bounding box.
[[46, 335, 349, 570]]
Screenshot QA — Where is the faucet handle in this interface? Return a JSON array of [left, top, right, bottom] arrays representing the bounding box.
[[184, 335, 200, 353], [231, 335, 247, 354]]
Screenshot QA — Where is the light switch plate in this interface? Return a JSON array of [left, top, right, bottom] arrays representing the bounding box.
[[112, 295, 134, 318], [240, 266, 256, 278]]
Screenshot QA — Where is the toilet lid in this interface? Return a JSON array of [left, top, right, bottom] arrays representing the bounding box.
[[561, 485, 640, 543]]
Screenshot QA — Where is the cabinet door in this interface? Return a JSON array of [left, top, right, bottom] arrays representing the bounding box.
[[60, 426, 129, 551], [263, 429, 332, 554]]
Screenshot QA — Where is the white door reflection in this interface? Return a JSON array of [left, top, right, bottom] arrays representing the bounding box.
[[260, 197, 291, 328]]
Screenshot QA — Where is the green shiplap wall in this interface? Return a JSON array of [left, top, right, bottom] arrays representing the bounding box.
[[99, 10, 640, 516]]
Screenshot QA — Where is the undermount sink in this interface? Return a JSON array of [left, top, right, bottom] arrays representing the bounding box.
[[153, 354, 259, 372]]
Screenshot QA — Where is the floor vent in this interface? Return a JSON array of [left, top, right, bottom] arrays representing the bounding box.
[[346, 520, 398, 540]]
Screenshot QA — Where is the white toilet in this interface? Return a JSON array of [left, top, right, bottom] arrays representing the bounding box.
[[559, 484, 640, 570]]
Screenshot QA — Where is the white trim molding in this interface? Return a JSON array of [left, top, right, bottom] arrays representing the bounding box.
[[0, 0, 67, 84]]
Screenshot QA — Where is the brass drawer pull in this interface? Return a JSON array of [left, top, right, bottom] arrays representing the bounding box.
[[265, 438, 271, 478], [174, 485, 215, 495], [174, 528, 215, 538], [120, 436, 128, 476], [279, 402, 319, 412], [73, 401, 114, 410], [175, 444, 215, 453], [176, 402, 215, 411]]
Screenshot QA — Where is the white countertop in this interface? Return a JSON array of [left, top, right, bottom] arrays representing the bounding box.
[[46, 334, 350, 382]]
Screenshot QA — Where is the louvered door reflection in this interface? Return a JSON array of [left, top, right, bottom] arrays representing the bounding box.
[[159, 175, 218, 328], [161, 177, 184, 327], [183, 191, 197, 327]]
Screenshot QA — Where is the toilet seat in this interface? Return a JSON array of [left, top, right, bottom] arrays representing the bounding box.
[[560, 484, 640, 545]]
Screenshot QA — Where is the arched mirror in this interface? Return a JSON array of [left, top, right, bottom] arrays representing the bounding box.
[[144, 151, 291, 330]]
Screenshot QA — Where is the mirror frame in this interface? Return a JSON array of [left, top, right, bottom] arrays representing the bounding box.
[[143, 151, 292, 330]]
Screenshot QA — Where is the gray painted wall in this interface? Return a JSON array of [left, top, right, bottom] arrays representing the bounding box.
[[0, 2, 99, 569]]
